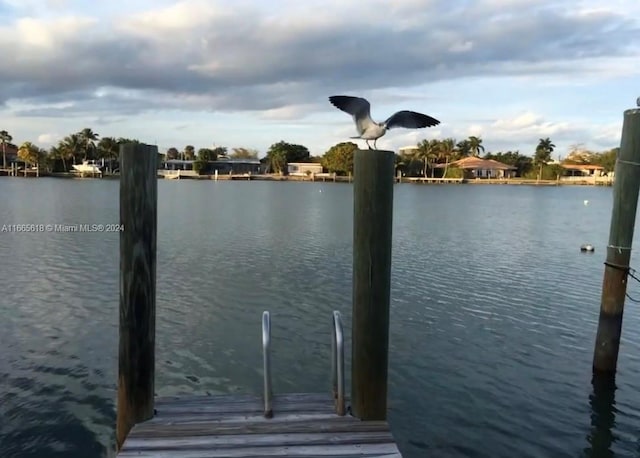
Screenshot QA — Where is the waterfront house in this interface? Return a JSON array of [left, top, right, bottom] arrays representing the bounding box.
[[1, 143, 18, 165], [287, 162, 324, 176], [161, 159, 261, 175], [436, 156, 517, 178], [163, 159, 194, 171], [212, 159, 261, 175], [560, 163, 605, 177], [559, 163, 611, 184]]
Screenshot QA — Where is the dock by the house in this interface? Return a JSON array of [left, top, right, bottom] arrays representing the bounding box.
[[117, 392, 401, 457], [116, 146, 402, 457], [404, 177, 464, 184]]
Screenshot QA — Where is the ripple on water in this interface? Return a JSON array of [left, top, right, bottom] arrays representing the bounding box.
[[3, 181, 640, 457]]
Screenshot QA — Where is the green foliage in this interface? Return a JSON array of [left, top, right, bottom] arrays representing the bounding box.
[[267, 150, 287, 174], [443, 167, 463, 178], [166, 147, 179, 160], [523, 164, 564, 180], [212, 146, 227, 157], [266, 140, 310, 173], [456, 139, 472, 157], [467, 136, 484, 157], [484, 151, 533, 177], [197, 148, 217, 161], [116, 137, 140, 145], [18, 141, 46, 165], [97, 136, 119, 161], [321, 142, 357, 175], [184, 145, 195, 160], [394, 153, 422, 176], [414, 139, 439, 176], [545, 164, 565, 180], [591, 148, 618, 172], [193, 159, 208, 175], [79, 127, 99, 160], [534, 137, 555, 166], [230, 147, 259, 159], [1, 129, 13, 168]]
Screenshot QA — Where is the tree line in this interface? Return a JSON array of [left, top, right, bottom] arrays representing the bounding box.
[[319, 136, 618, 179], [1, 127, 618, 178]]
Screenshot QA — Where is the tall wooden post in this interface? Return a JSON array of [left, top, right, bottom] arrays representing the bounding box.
[[351, 149, 394, 420], [592, 107, 640, 374], [116, 143, 158, 450]]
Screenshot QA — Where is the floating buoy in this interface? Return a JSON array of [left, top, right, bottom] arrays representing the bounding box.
[[580, 244, 595, 252], [584, 200, 589, 206]]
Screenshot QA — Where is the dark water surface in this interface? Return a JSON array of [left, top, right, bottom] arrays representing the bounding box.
[[1, 178, 640, 457]]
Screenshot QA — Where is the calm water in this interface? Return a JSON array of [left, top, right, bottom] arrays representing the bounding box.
[[1, 178, 640, 457]]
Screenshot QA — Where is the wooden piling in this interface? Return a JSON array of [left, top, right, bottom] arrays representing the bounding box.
[[592, 107, 640, 374], [116, 143, 158, 450], [351, 149, 394, 421]]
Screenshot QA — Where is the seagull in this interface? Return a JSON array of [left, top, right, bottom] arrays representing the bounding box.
[[329, 95, 440, 149]]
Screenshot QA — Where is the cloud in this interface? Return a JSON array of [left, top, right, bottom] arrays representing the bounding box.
[[36, 132, 61, 146], [0, 0, 637, 155], [1, 0, 638, 117]]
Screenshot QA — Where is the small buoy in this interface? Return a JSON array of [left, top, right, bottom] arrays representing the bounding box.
[[584, 200, 589, 206], [580, 244, 595, 252]]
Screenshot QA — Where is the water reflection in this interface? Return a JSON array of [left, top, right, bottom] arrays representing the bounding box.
[[584, 375, 617, 458]]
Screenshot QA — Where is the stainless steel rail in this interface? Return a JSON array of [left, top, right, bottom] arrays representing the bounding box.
[[331, 310, 346, 416], [262, 311, 273, 418]]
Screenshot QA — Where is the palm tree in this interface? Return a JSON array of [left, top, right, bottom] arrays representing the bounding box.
[[1, 130, 12, 169], [48, 145, 66, 172], [78, 128, 99, 160], [18, 141, 44, 169], [456, 139, 472, 157], [60, 134, 84, 166], [468, 136, 485, 157], [535, 137, 556, 179], [98, 136, 120, 171], [414, 139, 437, 177], [268, 149, 287, 174], [438, 138, 456, 178]]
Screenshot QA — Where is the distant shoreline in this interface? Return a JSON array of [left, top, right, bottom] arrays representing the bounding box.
[[0, 171, 613, 186]]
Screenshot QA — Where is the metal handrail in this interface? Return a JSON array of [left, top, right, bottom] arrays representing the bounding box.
[[331, 310, 346, 416], [262, 311, 273, 418]]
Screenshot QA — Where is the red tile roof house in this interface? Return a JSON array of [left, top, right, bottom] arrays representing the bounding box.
[[434, 156, 517, 178]]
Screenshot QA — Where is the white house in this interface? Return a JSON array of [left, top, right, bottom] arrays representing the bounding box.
[[287, 162, 324, 176]]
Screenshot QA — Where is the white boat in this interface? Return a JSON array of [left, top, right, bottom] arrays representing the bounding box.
[[164, 170, 181, 180], [72, 160, 103, 175]]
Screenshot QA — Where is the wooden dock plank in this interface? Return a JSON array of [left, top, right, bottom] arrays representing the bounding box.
[[131, 419, 391, 437], [118, 393, 402, 457]]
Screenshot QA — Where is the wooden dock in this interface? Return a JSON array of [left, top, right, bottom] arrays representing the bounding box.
[[117, 393, 401, 457], [403, 177, 464, 184], [116, 146, 402, 457]]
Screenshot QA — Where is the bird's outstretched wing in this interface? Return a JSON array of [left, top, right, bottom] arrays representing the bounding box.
[[384, 110, 440, 130], [329, 95, 376, 135]]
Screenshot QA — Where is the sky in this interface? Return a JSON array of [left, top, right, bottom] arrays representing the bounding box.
[[1, 0, 639, 159]]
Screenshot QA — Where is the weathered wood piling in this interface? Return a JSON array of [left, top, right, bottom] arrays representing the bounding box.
[[351, 149, 395, 421], [593, 107, 640, 374], [116, 143, 158, 450]]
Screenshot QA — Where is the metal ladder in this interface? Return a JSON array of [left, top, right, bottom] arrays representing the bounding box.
[[261, 310, 346, 418]]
